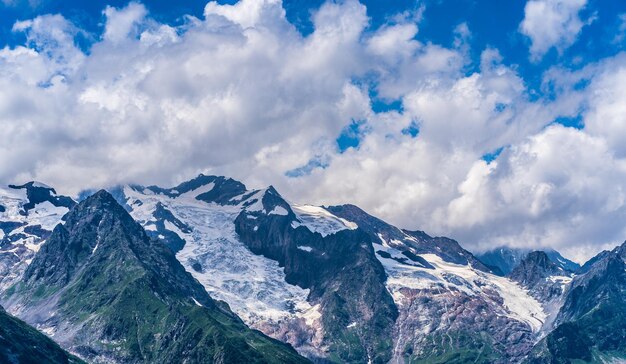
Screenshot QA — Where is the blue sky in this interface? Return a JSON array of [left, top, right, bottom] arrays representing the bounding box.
[[2, 0, 626, 261], [3, 0, 625, 85]]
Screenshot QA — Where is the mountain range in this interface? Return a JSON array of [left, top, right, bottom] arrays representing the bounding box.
[[0, 175, 624, 363]]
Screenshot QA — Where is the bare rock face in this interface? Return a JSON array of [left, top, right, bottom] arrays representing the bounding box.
[[234, 189, 398, 364], [391, 287, 536, 363], [0, 305, 85, 364], [527, 244, 626, 363], [508, 251, 572, 304], [477, 247, 580, 276]]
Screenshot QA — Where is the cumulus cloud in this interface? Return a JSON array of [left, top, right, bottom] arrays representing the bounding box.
[[1, 0, 626, 262], [520, 0, 592, 61]]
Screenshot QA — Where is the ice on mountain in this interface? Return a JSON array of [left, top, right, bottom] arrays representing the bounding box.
[[120, 184, 318, 333], [291, 204, 357, 237], [374, 236, 546, 332]]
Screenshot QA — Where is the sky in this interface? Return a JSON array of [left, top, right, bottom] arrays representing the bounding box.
[[2, 0, 626, 262]]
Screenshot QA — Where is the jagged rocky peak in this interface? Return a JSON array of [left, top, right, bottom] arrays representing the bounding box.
[[615, 239, 626, 261], [327, 204, 491, 272], [8, 181, 75, 213], [477, 246, 580, 276], [529, 245, 626, 362], [558, 249, 626, 323], [248, 185, 295, 217], [132, 174, 249, 205], [22, 189, 146, 287], [508, 251, 566, 285], [508, 251, 573, 304], [21, 189, 206, 302]]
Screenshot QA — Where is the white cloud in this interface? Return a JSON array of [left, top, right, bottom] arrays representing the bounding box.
[[583, 55, 626, 157], [442, 125, 626, 263], [102, 2, 148, 44], [520, 0, 592, 61], [2, 1, 626, 263], [204, 0, 285, 30]]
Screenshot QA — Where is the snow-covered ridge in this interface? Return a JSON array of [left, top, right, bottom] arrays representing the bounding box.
[[375, 235, 546, 332], [291, 204, 358, 237]]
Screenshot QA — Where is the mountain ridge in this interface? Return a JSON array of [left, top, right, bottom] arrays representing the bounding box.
[[2, 174, 625, 363]]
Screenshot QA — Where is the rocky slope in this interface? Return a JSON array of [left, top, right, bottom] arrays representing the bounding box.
[[235, 190, 398, 363], [527, 242, 626, 363], [1, 190, 308, 364], [0, 305, 85, 364], [328, 205, 545, 363], [508, 251, 572, 303]]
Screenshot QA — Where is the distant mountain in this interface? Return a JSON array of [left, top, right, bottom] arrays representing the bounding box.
[[477, 246, 580, 276], [0, 305, 84, 364], [2, 190, 308, 364], [527, 242, 626, 363], [8, 181, 76, 213], [508, 251, 572, 302]]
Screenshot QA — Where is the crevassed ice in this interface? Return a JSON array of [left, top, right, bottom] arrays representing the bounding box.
[[122, 185, 318, 328]]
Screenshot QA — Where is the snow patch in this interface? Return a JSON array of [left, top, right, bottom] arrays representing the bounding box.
[[144, 224, 157, 231], [299, 304, 321, 326], [31, 181, 52, 189], [178, 182, 215, 199], [269, 206, 288, 216], [291, 204, 357, 237], [243, 190, 266, 213]]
